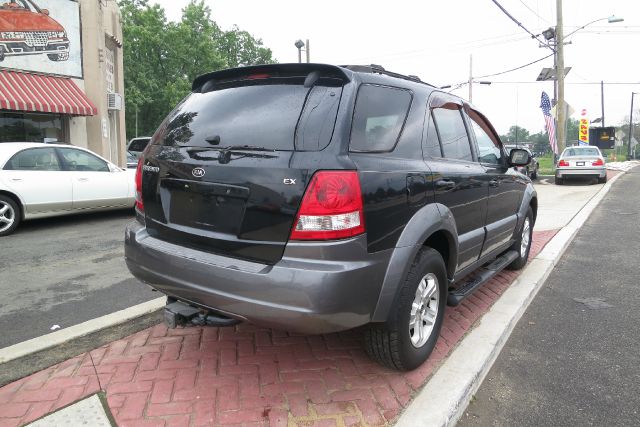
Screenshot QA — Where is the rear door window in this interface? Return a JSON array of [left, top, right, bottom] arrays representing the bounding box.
[[157, 82, 342, 151], [4, 147, 60, 171], [432, 107, 473, 162], [350, 85, 412, 152]]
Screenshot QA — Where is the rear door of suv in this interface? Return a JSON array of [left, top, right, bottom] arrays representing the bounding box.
[[139, 65, 348, 264]]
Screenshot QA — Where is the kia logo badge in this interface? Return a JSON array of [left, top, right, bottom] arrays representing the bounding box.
[[192, 167, 206, 178]]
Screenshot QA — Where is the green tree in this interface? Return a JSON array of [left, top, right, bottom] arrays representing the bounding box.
[[564, 117, 580, 144], [501, 125, 530, 144], [119, 0, 275, 139]]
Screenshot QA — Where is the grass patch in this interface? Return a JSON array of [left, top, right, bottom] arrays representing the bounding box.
[[537, 154, 555, 175]]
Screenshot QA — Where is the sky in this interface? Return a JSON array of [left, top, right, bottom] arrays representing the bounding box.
[[150, 0, 640, 136]]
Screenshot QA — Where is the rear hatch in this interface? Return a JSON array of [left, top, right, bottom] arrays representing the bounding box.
[[141, 65, 350, 264]]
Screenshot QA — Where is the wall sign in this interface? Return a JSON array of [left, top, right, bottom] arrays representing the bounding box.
[[0, 0, 82, 78]]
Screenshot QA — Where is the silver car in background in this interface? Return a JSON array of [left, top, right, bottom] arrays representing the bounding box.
[[555, 146, 607, 185]]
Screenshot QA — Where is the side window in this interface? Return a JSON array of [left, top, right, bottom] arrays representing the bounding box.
[[4, 148, 60, 171], [58, 148, 109, 172], [128, 139, 149, 152], [432, 107, 473, 161], [423, 114, 442, 158], [350, 85, 412, 152]]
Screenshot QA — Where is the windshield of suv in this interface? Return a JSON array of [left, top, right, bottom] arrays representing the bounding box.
[[155, 82, 343, 151]]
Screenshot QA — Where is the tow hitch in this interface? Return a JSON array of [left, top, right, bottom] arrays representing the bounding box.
[[164, 299, 240, 329]]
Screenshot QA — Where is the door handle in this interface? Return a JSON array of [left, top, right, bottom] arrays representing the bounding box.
[[78, 177, 89, 182], [10, 178, 22, 182], [435, 179, 456, 190], [489, 179, 499, 187]]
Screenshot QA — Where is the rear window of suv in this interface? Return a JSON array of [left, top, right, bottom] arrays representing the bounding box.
[[155, 82, 342, 151]]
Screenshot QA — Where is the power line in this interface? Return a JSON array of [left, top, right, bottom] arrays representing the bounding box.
[[517, 0, 551, 25], [489, 0, 554, 51], [488, 81, 640, 85], [475, 52, 554, 79]]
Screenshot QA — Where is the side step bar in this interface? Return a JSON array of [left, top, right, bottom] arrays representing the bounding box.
[[164, 300, 241, 328], [447, 250, 519, 306]]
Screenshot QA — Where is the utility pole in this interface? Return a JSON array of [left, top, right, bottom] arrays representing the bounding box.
[[556, 0, 566, 154], [468, 54, 473, 102], [306, 39, 310, 63]]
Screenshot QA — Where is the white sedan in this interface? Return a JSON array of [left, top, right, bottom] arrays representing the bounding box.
[[0, 143, 136, 236]]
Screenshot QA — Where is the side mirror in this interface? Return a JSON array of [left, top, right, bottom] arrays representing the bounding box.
[[109, 163, 122, 172], [41, 9, 49, 15], [509, 148, 531, 166]]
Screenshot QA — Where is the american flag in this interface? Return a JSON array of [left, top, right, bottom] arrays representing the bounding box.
[[540, 91, 558, 154]]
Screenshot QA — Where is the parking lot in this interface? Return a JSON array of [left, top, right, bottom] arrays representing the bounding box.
[[1, 209, 156, 348]]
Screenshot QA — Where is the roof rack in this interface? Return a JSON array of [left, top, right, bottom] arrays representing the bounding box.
[[341, 64, 436, 88]]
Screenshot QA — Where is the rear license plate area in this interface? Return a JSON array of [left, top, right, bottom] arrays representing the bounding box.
[[576, 161, 585, 166], [162, 179, 249, 234]]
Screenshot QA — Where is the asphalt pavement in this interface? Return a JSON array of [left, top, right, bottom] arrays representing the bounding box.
[[458, 167, 640, 426], [0, 210, 156, 348]]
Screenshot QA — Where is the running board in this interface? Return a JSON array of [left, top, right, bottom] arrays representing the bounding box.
[[447, 250, 519, 306]]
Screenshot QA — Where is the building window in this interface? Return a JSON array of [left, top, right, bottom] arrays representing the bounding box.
[[0, 112, 66, 143]]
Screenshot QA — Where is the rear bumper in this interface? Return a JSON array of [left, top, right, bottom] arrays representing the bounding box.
[[124, 221, 391, 334], [556, 167, 606, 178]]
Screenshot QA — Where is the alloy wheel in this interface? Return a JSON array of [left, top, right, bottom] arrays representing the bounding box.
[[0, 200, 15, 233], [520, 217, 531, 258], [409, 273, 440, 348]]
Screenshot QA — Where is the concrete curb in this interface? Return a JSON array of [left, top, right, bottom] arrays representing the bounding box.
[[395, 166, 634, 427], [0, 297, 166, 364]]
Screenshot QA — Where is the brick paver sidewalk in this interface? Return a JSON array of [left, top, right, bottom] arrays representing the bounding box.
[[0, 230, 557, 427]]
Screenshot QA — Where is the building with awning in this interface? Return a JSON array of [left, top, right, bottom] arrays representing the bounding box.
[[0, 0, 125, 166]]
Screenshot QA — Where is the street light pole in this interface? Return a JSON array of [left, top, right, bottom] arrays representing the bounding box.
[[556, 0, 566, 154], [629, 92, 637, 160]]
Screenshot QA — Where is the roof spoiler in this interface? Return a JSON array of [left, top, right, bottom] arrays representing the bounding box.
[[192, 63, 352, 93]]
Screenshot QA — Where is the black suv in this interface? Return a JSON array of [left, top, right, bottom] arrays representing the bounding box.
[[125, 64, 536, 371]]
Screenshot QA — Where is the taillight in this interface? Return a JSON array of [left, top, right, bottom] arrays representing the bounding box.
[[135, 157, 144, 212], [558, 160, 569, 167], [290, 171, 365, 240], [592, 158, 604, 166]]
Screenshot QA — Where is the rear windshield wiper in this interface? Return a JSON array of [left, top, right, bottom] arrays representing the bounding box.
[[220, 145, 275, 152], [204, 143, 275, 152]]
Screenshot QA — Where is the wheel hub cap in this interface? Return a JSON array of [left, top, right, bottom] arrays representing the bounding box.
[[0, 201, 15, 233], [520, 218, 531, 258], [409, 273, 439, 348]]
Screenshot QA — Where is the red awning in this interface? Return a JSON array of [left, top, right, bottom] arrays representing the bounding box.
[[0, 69, 98, 116]]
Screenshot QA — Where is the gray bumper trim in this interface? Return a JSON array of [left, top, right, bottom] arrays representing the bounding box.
[[125, 221, 391, 334]]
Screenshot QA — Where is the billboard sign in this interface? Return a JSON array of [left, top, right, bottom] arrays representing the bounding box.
[[589, 127, 615, 150], [0, 0, 82, 78], [579, 108, 589, 145]]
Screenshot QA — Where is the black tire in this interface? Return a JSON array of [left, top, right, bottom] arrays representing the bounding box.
[[554, 176, 563, 185], [507, 207, 533, 270], [531, 166, 538, 180], [0, 195, 21, 237], [598, 175, 607, 184], [364, 247, 447, 371], [47, 51, 69, 62]]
